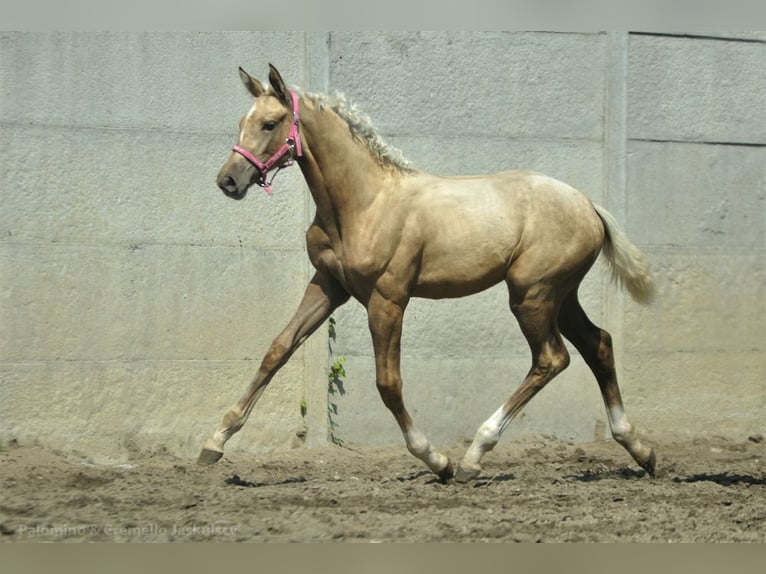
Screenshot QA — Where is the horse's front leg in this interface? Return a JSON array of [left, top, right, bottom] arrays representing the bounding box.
[[367, 289, 455, 480], [198, 271, 349, 464]]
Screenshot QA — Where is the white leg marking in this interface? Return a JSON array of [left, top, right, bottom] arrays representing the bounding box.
[[203, 385, 269, 454], [606, 405, 654, 470], [607, 405, 634, 442], [404, 426, 449, 473], [462, 406, 511, 470]]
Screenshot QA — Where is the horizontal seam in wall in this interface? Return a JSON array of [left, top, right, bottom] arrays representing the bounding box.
[[0, 120, 238, 139], [629, 137, 766, 148], [629, 32, 766, 44], [0, 359, 269, 366], [0, 241, 304, 252], [638, 245, 766, 255], [626, 347, 765, 355]]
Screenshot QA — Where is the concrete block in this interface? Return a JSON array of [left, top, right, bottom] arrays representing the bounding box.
[[625, 350, 764, 441], [628, 35, 766, 143], [0, 32, 305, 133], [0, 243, 309, 362], [625, 140, 765, 248], [624, 250, 765, 355], [622, 248, 765, 440], [0, 359, 307, 463], [0, 124, 307, 250], [328, 32, 607, 140]]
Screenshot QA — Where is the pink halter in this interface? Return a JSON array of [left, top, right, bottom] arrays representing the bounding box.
[[232, 90, 303, 195]]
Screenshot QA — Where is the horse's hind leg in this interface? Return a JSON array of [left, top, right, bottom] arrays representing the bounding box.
[[367, 289, 454, 480], [558, 291, 656, 475], [457, 283, 571, 482]]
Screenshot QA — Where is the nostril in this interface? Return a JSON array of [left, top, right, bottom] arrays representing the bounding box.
[[219, 175, 237, 193]]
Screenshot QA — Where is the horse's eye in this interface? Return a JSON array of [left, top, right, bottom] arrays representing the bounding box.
[[263, 121, 278, 132]]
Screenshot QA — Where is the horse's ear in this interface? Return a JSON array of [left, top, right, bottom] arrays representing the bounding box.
[[239, 67, 265, 98], [268, 64, 290, 107]]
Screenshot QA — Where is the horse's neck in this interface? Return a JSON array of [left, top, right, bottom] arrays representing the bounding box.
[[297, 105, 385, 237]]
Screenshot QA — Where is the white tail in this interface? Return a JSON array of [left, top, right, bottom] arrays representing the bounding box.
[[593, 204, 656, 305]]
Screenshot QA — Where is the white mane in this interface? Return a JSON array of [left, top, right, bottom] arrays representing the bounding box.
[[298, 90, 414, 173]]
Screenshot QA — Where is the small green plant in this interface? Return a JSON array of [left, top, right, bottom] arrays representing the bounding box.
[[327, 316, 346, 446]]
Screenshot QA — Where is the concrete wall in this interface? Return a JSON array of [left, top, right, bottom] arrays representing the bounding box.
[[325, 32, 765, 447], [0, 32, 321, 462], [1, 32, 763, 462], [623, 34, 765, 438]]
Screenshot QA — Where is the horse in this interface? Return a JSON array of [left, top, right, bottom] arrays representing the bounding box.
[[199, 64, 657, 482]]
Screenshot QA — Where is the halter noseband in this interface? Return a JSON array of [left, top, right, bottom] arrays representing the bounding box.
[[232, 90, 303, 195]]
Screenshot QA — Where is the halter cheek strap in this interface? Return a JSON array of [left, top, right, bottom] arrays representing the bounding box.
[[232, 90, 302, 195]]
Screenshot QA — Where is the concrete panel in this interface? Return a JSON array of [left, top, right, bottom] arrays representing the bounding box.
[[0, 120, 307, 250], [0, 243, 309, 362], [628, 35, 766, 143], [625, 140, 765, 248], [0, 359, 308, 464], [624, 250, 765, 355], [623, 249, 765, 440], [0, 32, 317, 459], [0, 32, 304, 133], [328, 32, 607, 140], [625, 350, 764, 441]]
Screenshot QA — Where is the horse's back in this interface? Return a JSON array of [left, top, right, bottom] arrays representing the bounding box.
[[406, 169, 602, 246]]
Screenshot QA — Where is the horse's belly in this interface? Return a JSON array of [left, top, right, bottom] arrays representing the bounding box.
[[412, 244, 510, 299]]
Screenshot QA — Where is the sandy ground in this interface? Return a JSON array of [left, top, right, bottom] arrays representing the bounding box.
[[1, 434, 763, 543]]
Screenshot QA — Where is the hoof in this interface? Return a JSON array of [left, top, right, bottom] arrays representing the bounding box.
[[436, 459, 455, 482], [454, 464, 481, 483], [197, 448, 224, 465], [640, 449, 657, 477]]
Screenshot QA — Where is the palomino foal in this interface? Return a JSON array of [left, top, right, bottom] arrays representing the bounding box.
[[200, 65, 657, 481]]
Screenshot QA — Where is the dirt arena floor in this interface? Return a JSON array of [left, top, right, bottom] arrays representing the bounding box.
[[1, 434, 763, 543]]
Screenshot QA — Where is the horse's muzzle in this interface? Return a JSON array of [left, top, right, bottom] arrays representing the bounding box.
[[217, 174, 247, 200]]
